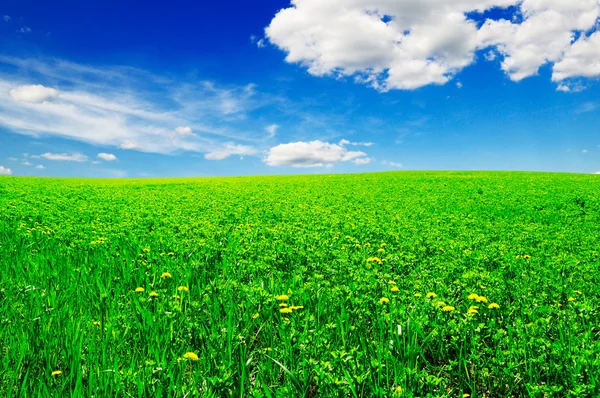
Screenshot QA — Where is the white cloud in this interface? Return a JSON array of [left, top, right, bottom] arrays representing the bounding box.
[[17, 26, 31, 33], [339, 139, 374, 147], [456, 82, 463, 89], [3, 15, 10, 22], [353, 157, 372, 165], [35, 165, 45, 169], [7, 157, 17, 161], [383, 160, 403, 168], [40, 152, 88, 162], [257, 39, 266, 48], [582, 149, 588, 153], [264, 140, 370, 167], [0, 166, 12, 175], [10, 84, 59, 103], [22, 161, 32, 166], [204, 143, 258, 160], [97, 153, 118, 161], [0, 57, 267, 158], [91, 160, 101, 165], [265, 0, 600, 90], [175, 126, 194, 136], [484, 50, 497, 61], [265, 124, 279, 138]]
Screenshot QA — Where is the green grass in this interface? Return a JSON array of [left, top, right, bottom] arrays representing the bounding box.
[[1, 171, 599, 397]]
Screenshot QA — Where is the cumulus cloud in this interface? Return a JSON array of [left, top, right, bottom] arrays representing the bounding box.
[[265, 0, 600, 90], [22, 161, 32, 166], [204, 143, 258, 160], [97, 153, 118, 161], [0, 166, 12, 175], [264, 140, 370, 167], [40, 152, 88, 162], [35, 165, 45, 169], [175, 126, 194, 136], [10, 84, 59, 103]]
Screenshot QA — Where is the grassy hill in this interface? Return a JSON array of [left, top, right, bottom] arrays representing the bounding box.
[[1, 171, 599, 397]]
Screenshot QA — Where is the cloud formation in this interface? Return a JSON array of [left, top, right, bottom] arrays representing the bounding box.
[[264, 140, 371, 167], [0, 166, 12, 175], [97, 153, 118, 161], [41, 152, 88, 162], [265, 0, 600, 90]]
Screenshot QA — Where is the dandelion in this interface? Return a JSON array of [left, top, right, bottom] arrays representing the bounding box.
[[378, 248, 385, 253], [177, 286, 189, 292], [379, 297, 389, 304], [93, 321, 100, 326], [488, 303, 500, 309], [289, 306, 304, 310], [467, 306, 478, 315], [391, 286, 400, 292], [172, 294, 181, 299], [51, 370, 62, 376], [437, 301, 446, 307], [279, 303, 288, 307], [426, 292, 437, 298], [252, 313, 259, 319], [149, 291, 159, 297], [442, 305, 455, 312], [182, 352, 199, 361], [467, 293, 479, 300], [275, 294, 289, 301], [394, 386, 403, 394], [388, 281, 397, 285], [414, 293, 422, 297], [574, 290, 583, 295], [568, 297, 576, 302], [280, 308, 293, 314], [135, 287, 144, 293], [463, 394, 471, 398], [161, 272, 172, 279], [475, 296, 488, 303]]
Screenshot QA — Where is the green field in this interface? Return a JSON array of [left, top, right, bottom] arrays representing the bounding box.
[[1, 171, 599, 397]]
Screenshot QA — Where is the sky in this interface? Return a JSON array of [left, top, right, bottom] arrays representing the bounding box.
[[0, 0, 599, 177]]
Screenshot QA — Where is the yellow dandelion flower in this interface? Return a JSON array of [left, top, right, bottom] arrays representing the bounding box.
[[275, 294, 289, 301], [426, 292, 437, 298], [93, 321, 100, 326], [143, 247, 151, 253], [379, 297, 390, 304], [414, 293, 422, 297], [380, 243, 387, 247], [252, 313, 259, 319], [161, 272, 172, 279], [51, 370, 62, 376], [568, 297, 576, 302], [394, 386, 403, 394], [280, 308, 293, 314], [177, 286, 189, 292], [391, 286, 400, 292], [135, 287, 144, 293], [475, 296, 488, 303], [467, 306, 478, 315], [437, 301, 446, 307], [149, 291, 159, 297], [488, 303, 500, 309], [442, 305, 455, 312], [463, 394, 471, 398], [290, 305, 304, 310], [172, 294, 181, 299], [574, 290, 583, 295], [279, 303, 288, 307], [388, 280, 397, 285], [378, 248, 385, 253], [467, 293, 479, 300], [183, 352, 199, 361]]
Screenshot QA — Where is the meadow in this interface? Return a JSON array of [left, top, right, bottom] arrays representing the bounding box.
[[0, 171, 599, 397]]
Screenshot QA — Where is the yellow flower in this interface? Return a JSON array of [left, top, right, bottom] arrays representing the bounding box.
[[279, 303, 288, 307], [467, 306, 478, 315], [442, 305, 455, 312], [280, 308, 293, 314], [574, 290, 583, 295], [568, 297, 576, 302], [379, 297, 390, 304], [177, 286, 189, 292], [414, 293, 422, 297], [289, 305, 304, 310], [391, 286, 400, 292], [135, 287, 144, 293], [161, 272, 172, 279], [51, 370, 62, 376], [475, 295, 488, 303], [394, 386, 403, 394], [183, 352, 199, 361], [149, 291, 159, 297], [252, 313, 259, 319], [93, 321, 100, 326], [437, 301, 446, 307], [463, 394, 471, 398], [488, 303, 500, 309], [426, 292, 437, 298], [388, 280, 397, 285], [275, 294, 289, 301], [172, 294, 181, 299], [467, 293, 479, 300], [378, 248, 385, 253]]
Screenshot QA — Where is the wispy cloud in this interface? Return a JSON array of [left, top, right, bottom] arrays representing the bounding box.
[[0, 57, 278, 158], [265, 124, 279, 138], [97, 153, 118, 161], [40, 152, 88, 162], [576, 102, 598, 114], [3, 15, 10, 22]]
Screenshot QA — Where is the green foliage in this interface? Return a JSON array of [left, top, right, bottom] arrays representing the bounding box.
[[0, 171, 599, 397]]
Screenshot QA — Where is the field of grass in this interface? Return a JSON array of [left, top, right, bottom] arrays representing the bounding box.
[[1, 171, 599, 397]]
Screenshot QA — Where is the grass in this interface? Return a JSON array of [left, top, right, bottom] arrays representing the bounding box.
[[1, 171, 599, 397]]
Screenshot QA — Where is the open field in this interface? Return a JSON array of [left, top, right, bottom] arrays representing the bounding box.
[[1, 171, 599, 397]]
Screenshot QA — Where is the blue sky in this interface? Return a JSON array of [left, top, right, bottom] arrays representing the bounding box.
[[0, 0, 599, 177]]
